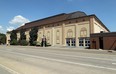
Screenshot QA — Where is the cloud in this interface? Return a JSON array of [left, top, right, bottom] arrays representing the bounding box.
[[0, 25, 3, 30], [7, 26, 15, 31], [0, 25, 6, 33], [0, 25, 4, 33], [9, 15, 30, 26]]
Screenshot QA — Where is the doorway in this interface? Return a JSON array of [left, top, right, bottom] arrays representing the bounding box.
[[92, 40, 96, 49], [99, 37, 103, 49], [66, 38, 76, 46]]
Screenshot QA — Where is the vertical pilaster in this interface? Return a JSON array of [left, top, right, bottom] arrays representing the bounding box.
[[17, 32, 20, 41], [89, 17, 94, 34], [25, 30, 30, 42], [6, 33, 11, 46], [52, 27, 55, 46], [76, 24, 79, 47], [43, 26, 45, 35], [83, 38, 85, 47], [62, 23, 65, 46]]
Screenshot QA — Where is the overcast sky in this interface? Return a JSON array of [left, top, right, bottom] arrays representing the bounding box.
[[0, 0, 116, 33]]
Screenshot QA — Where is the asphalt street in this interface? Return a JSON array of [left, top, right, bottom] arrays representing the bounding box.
[[0, 45, 116, 74], [0, 66, 11, 74]]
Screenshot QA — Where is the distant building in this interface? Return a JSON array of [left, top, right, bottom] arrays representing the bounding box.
[[90, 32, 116, 50], [6, 11, 109, 47]]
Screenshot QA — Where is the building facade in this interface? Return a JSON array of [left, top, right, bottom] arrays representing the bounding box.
[[6, 11, 110, 47], [90, 32, 116, 50]]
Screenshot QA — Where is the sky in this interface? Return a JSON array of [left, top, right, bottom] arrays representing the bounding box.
[[0, 0, 116, 34]]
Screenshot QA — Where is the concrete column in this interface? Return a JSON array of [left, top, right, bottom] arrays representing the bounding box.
[[17, 32, 20, 41], [43, 26, 45, 35], [52, 27, 55, 46], [83, 38, 85, 47], [76, 24, 79, 47], [62, 23, 66, 46], [6, 33, 11, 46], [25, 31, 30, 42]]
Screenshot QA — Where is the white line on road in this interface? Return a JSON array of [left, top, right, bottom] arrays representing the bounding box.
[[1, 50, 116, 71], [33, 51, 116, 62], [0, 64, 20, 74], [2, 48, 116, 62], [112, 63, 116, 65]]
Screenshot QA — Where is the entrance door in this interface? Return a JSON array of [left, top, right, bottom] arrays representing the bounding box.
[[66, 38, 76, 46], [66, 38, 70, 46], [99, 37, 103, 49], [92, 40, 96, 49]]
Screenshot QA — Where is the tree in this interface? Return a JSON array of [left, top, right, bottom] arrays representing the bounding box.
[[29, 27, 38, 46], [19, 29, 28, 45], [20, 29, 26, 40], [0, 33, 6, 44], [10, 30, 17, 45], [10, 30, 17, 41]]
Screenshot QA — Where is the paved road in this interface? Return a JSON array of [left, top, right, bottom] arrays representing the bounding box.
[[0, 66, 11, 74], [0, 46, 116, 74]]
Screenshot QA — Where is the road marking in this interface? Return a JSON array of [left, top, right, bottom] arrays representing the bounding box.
[[112, 63, 116, 65], [0, 64, 20, 74], [2, 48, 116, 62], [1, 50, 116, 71], [28, 50, 116, 62]]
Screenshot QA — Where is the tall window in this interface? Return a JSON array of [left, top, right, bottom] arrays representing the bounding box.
[[80, 27, 87, 37], [67, 29, 73, 38]]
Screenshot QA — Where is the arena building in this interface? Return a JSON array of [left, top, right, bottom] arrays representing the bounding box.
[[6, 11, 110, 47]]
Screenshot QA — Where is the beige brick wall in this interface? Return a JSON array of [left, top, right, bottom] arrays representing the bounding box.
[[6, 33, 10, 45], [37, 29, 43, 43], [93, 18, 109, 33], [17, 32, 20, 41]]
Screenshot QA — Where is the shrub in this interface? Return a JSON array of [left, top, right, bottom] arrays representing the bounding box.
[[29, 27, 38, 46], [10, 39, 18, 45], [36, 42, 41, 46], [32, 41, 37, 46], [46, 43, 51, 47], [20, 40, 28, 46]]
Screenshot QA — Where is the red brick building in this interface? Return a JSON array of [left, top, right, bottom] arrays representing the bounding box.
[[90, 32, 116, 50]]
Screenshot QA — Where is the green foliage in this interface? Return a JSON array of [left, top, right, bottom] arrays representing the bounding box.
[[0, 33, 6, 44], [18, 29, 28, 45], [19, 40, 28, 46], [10, 30, 17, 44], [10, 39, 18, 45], [29, 27, 38, 46], [32, 41, 37, 46], [46, 43, 51, 46], [36, 42, 41, 46], [20, 29, 26, 40]]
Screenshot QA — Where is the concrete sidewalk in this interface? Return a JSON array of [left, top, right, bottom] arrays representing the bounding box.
[[0, 45, 116, 55], [4, 45, 116, 55]]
